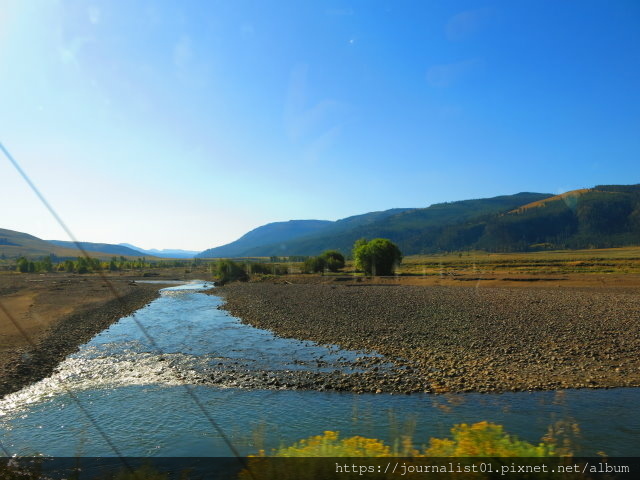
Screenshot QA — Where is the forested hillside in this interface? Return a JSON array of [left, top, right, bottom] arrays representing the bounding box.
[[198, 185, 640, 256]]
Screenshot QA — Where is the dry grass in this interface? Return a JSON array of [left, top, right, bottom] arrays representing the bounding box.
[[509, 188, 592, 213]]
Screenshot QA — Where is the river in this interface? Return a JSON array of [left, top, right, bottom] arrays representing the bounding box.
[[1, 281, 638, 457]]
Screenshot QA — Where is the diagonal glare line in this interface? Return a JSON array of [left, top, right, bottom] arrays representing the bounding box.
[[0, 298, 131, 466], [0, 142, 255, 477]]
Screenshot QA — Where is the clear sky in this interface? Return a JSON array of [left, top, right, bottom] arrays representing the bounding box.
[[1, 0, 638, 251]]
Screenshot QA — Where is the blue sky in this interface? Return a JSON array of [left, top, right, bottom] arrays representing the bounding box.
[[1, 0, 638, 250]]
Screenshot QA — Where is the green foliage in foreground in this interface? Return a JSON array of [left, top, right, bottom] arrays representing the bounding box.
[[248, 422, 557, 458], [240, 422, 560, 479], [353, 238, 402, 276], [0, 421, 571, 479]]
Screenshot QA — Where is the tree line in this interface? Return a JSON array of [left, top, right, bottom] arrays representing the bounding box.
[[15, 255, 158, 274]]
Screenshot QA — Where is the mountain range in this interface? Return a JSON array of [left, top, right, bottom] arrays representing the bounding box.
[[197, 184, 640, 257], [118, 243, 199, 259], [2, 184, 639, 260]]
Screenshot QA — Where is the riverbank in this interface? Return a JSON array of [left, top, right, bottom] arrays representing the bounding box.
[[0, 273, 178, 397], [214, 279, 640, 394]]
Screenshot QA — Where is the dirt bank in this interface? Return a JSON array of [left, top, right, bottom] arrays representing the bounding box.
[[0, 273, 178, 397]]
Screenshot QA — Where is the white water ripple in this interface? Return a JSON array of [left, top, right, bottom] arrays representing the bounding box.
[[0, 352, 204, 417]]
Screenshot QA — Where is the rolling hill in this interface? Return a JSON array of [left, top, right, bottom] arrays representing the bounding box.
[[48, 240, 144, 257], [0, 229, 157, 260], [197, 220, 334, 258], [0, 229, 84, 259]]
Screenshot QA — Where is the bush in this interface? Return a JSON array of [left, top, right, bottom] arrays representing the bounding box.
[[302, 256, 326, 273], [352, 238, 402, 276], [215, 259, 248, 284], [424, 421, 556, 456], [240, 422, 559, 479], [320, 250, 345, 272]]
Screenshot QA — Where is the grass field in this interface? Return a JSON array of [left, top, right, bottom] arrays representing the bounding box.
[[397, 246, 640, 276]]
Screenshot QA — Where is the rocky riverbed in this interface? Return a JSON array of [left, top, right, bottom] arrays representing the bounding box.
[[214, 282, 640, 394]]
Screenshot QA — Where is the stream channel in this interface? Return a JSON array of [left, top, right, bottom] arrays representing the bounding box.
[[1, 281, 638, 458]]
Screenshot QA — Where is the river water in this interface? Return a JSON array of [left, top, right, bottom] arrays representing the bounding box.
[[1, 281, 638, 457]]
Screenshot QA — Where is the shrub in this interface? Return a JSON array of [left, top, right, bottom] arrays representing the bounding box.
[[352, 238, 402, 276], [240, 422, 559, 479], [302, 256, 326, 273], [256, 430, 391, 457], [423, 421, 556, 457], [215, 259, 248, 284], [320, 250, 345, 272]]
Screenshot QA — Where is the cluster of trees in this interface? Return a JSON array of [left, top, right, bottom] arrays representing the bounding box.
[[302, 250, 345, 273], [213, 260, 290, 284], [211, 238, 403, 283], [16, 256, 53, 273], [300, 240, 403, 276]]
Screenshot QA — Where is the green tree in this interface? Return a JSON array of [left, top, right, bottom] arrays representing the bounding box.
[[16, 257, 30, 273], [75, 257, 90, 274], [38, 255, 53, 273], [320, 250, 345, 272], [353, 238, 402, 276]]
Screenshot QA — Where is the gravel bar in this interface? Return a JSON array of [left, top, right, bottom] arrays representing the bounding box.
[[214, 283, 640, 394]]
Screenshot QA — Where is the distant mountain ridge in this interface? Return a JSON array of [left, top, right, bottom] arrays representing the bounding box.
[[119, 243, 199, 259], [0, 229, 83, 259], [197, 185, 640, 256], [0, 229, 151, 260], [197, 220, 334, 258], [48, 240, 144, 257]]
